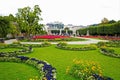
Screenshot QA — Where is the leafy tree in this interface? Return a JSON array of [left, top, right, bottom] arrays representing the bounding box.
[[16, 5, 44, 38], [101, 17, 109, 24], [108, 20, 116, 24], [0, 16, 10, 37]]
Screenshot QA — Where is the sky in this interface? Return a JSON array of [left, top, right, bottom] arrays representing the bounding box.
[[0, 0, 120, 25]]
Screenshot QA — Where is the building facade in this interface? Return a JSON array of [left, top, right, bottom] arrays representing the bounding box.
[[46, 21, 64, 35]]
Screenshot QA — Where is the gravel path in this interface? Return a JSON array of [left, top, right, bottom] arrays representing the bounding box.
[[4, 37, 108, 45], [21, 37, 108, 45], [4, 39, 18, 44]]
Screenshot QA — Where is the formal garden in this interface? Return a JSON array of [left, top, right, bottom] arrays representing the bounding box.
[[0, 5, 120, 80], [0, 40, 120, 80]]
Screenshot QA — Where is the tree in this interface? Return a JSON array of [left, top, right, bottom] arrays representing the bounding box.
[[0, 16, 10, 37], [101, 17, 109, 24], [108, 20, 116, 24], [16, 5, 44, 38]]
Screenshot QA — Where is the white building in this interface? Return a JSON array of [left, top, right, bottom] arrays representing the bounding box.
[[46, 21, 64, 35], [66, 25, 86, 36]]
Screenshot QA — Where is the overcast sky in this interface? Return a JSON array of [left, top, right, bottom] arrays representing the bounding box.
[[0, 0, 120, 25]]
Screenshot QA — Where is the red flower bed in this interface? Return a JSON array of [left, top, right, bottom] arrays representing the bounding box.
[[33, 35, 70, 39], [80, 36, 120, 40]]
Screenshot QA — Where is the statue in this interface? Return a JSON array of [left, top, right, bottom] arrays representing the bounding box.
[[86, 30, 89, 36]]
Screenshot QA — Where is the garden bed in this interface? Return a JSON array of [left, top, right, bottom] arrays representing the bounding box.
[[21, 35, 86, 42], [0, 56, 56, 80], [0, 42, 56, 80], [56, 42, 97, 51], [22, 45, 120, 80]]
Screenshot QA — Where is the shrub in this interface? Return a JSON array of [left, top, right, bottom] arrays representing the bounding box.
[[12, 41, 21, 44], [97, 42, 106, 47], [100, 47, 120, 58], [56, 44, 97, 51], [0, 43, 7, 49], [41, 42, 51, 46], [57, 42, 67, 47]]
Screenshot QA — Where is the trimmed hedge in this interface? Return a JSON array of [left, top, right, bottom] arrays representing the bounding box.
[[56, 42, 96, 51], [97, 41, 120, 48], [22, 37, 86, 42], [0, 42, 51, 56], [0, 44, 32, 56], [100, 47, 120, 58]]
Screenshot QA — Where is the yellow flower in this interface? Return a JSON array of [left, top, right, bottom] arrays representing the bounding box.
[[92, 66, 96, 71], [29, 78, 33, 80], [43, 77, 47, 80], [73, 58, 77, 62], [66, 66, 70, 74]]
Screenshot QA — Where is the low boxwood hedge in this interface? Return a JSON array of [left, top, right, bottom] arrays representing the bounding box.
[[56, 42, 96, 51], [100, 47, 120, 58]]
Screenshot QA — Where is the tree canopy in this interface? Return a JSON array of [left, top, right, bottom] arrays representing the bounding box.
[[16, 5, 44, 37], [77, 20, 120, 36]]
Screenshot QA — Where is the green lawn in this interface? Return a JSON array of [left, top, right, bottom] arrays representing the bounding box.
[[0, 45, 120, 80], [113, 48, 120, 54], [0, 62, 39, 80], [24, 45, 120, 80], [0, 48, 21, 52], [66, 44, 91, 48]]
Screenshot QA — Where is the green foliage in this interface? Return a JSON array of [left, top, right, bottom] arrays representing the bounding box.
[[0, 16, 10, 37], [0, 44, 32, 56], [25, 37, 86, 42], [12, 41, 21, 44], [0, 43, 7, 49], [77, 21, 120, 36], [57, 42, 67, 46], [56, 44, 97, 51], [16, 5, 44, 37], [97, 42, 106, 47], [41, 42, 51, 46], [100, 47, 120, 58], [0, 14, 19, 38]]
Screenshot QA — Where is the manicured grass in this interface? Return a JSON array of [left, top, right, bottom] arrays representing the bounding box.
[[21, 37, 87, 42], [23, 45, 120, 80], [0, 48, 21, 52], [0, 62, 39, 80], [113, 48, 120, 54], [66, 44, 91, 48], [0, 45, 120, 80]]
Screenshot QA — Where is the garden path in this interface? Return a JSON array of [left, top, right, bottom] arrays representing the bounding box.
[[4, 37, 108, 45], [4, 39, 17, 44]]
